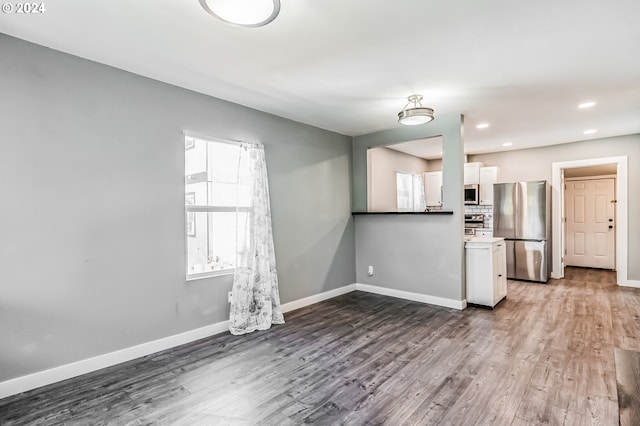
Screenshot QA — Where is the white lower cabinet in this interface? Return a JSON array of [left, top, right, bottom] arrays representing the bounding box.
[[465, 237, 507, 308]]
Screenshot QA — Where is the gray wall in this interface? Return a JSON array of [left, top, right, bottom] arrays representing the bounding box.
[[0, 35, 355, 381], [468, 134, 640, 280], [353, 114, 466, 301]]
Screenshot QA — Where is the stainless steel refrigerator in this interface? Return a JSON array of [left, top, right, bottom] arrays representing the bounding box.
[[493, 181, 551, 282]]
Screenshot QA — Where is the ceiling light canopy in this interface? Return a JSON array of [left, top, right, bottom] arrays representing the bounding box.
[[584, 129, 597, 134], [199, 0, 280, 28], [476, 123, 490, 129], [398, 95, 434, 126]]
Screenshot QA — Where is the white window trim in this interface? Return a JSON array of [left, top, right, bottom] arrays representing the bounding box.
[[185, 206, 248, 281], [183, 130, 246, 148], [184, 132, 253, 281]]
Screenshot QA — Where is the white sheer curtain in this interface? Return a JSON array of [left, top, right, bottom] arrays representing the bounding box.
[[413, 174, 426, 212], [229, 143, 284, 335]]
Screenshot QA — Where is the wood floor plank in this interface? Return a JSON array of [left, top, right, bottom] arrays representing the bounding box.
[[1, 267, 637, 425], [615, 347, 640, 426]]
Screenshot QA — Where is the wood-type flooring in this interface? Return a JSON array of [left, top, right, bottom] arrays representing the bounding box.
[[1, 267, 640, 425], [615, 348, 640, 426]]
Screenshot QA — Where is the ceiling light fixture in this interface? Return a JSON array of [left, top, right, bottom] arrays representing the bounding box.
[[578, 101, 596, 109], [584, 129, 597, 134], [476, 123, 490, 129], [398, 95, 434, 126], [502, 142, 513, 147], [199, 0, 281, 28]]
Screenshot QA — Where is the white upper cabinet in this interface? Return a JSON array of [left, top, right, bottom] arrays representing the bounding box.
[[424, 171, 442, 207], [464, 162, 483, 185], [479, 166, 499, 205]]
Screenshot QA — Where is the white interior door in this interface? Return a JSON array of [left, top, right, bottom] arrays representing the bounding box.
[[565, 178, 615, 269]]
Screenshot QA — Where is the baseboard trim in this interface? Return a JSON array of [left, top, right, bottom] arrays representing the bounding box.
[[0, 284, 359, 400], [355, 283, 466, 310], [280, 284, 357, 313], [0, 282, 463, 399], [619, 279, 640, 289], [0, 320, 230, 400]]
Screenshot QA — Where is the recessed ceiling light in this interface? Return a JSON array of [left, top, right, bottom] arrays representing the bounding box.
[[584, 129, 597, 135], [502, 142, 513, 147], [578, 101, 596, 109], [199, 0, 280, 27], [476, 123, 490, 129]]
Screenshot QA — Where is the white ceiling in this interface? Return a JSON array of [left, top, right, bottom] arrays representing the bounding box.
[[2, 0, 639, 154], [385, 137, 443, 160]]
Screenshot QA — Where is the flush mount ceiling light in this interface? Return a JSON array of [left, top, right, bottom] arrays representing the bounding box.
[[397, 95, 434, 126], [578, 101, 596, 109], [199, 0, 280, 28]]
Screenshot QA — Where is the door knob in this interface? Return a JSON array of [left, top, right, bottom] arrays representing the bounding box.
[[609, 219, 613, 222], [609, 225, 613, 229]]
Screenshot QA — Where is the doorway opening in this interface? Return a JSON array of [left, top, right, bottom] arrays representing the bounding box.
[[564, 171, 616, 269], [551, 156, 629, 285]]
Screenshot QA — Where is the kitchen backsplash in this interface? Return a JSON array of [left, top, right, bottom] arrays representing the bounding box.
[[465, 205, 493, 229]]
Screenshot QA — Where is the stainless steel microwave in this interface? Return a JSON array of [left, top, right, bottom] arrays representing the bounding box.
[[464, 184, 479, 205]]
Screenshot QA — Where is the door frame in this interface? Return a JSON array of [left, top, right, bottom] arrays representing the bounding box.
[[551, 156, 635, 286]]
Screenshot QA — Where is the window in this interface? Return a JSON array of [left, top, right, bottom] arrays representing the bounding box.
[[396, 172, 426, 212], [185, 135, 249, 279]]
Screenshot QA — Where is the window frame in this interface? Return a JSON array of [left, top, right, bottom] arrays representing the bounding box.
[[396, 171, 414, 212], [396, 171, 426, 213], [184, 132, 248, 281]]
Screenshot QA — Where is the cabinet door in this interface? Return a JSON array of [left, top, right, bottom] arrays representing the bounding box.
[[424, 172, 442, 207], [479, 166, 499, 205], [493, 242, 507, 302], [464, 162, 482, 185], [465, 245, 493, 306]]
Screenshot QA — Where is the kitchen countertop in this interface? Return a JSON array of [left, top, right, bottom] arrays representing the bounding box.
[[465, 237, 505, 245]]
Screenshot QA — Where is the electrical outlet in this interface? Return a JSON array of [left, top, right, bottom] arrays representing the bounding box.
[[228, 291, 232, 303], [368, 266, 374, 276]]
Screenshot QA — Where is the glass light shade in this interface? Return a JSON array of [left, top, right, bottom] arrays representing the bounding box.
[[199, 0, 280, 27], [398, 107, 435, 125]]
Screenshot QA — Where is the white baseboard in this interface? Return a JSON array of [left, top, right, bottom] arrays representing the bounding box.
[[0, 284, 358, 400], [280, 284, 357, 313], [0, 320, 230, 400], [619, 279, 640, 289], [0, 282, 463, 399], [356, 283, 466, 310]]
